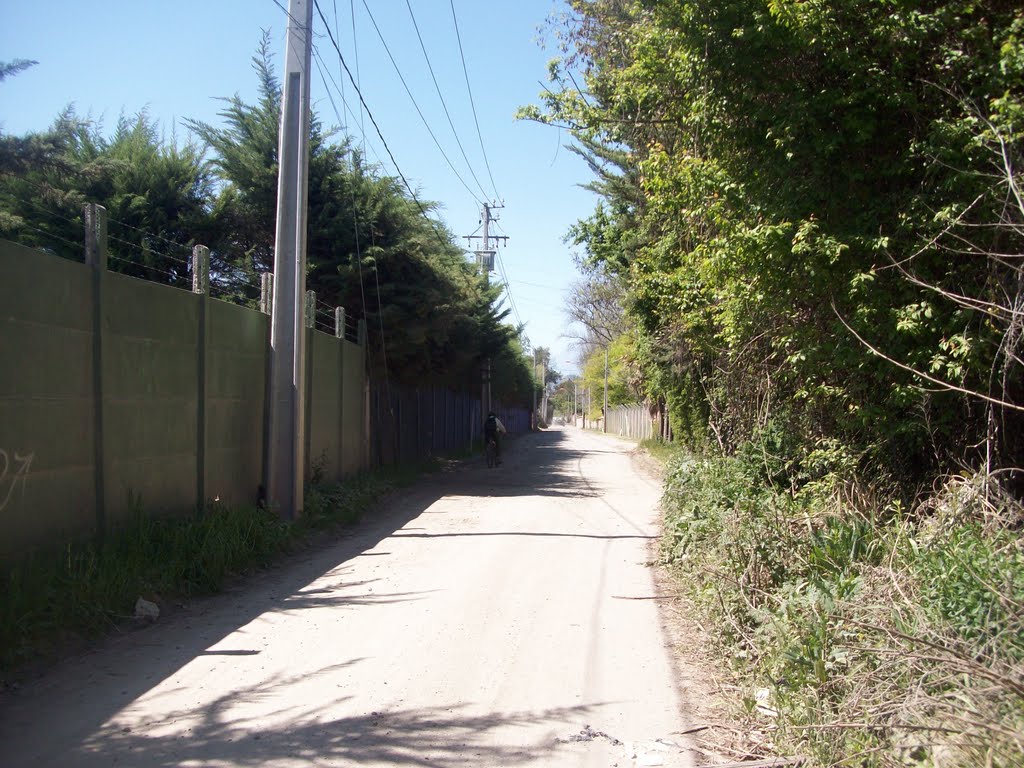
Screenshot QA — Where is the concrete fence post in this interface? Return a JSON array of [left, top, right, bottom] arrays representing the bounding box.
[[193, 245, 210, 510], [192, 245, 210, 294], [260, 272, 273, 315], [334, 306, 345, 340], [304, 290, 315, 329], [84, 203, 109, 542]]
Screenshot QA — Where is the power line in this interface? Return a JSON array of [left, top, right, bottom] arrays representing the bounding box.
[[357, 0, 484, 206], [449, 0, 500, 201], [312, 2, 401, 393], [349, 0, 367, 157], [312, 0, 478, 281], [404, 0, 490, 202], [496, 250, 525, 331], [312, 47, 386, 169]]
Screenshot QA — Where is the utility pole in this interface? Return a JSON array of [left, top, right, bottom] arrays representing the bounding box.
[[464, 202, 508, 421], [541, 358, 547, 425], [532, 350, 538, 430], [603, 347, 609, 434], [265, 0, 313, 519]]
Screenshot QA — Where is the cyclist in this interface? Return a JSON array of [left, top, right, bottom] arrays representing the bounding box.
[[484, 411, 507, 464]]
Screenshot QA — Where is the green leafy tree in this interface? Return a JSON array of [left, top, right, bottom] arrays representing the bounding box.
[[532, 0, 1024, 478], [1, 108, 211, 284], [188, 32, 530, 398]]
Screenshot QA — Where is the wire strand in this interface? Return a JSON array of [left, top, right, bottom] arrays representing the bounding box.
[[105, 216, 196, 260], [312, 0, 470, 270], [405, 0, 490, 202], [108, 254, 189, 286], [19, 223, 85, 255], [450, 0, 500, 200], [357, 0, 484, 206], [496, 250, 525, 331], [106, 232, 192, 268]]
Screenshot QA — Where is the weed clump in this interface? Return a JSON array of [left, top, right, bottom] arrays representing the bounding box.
[[0, 470, 395, 677], [661, 452, 1024, 766]]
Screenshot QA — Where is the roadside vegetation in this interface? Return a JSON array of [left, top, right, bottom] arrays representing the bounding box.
[[538, 2, 1024, 765], [0, 464, 430, 680], [0, 32, 536, 405], [657, 446, 1023, 765]]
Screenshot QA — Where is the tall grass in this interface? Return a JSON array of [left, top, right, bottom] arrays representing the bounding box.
[[660, 452, 1024, 767], [0, 468, 404, 678]]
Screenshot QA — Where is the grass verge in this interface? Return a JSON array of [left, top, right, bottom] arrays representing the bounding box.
[[0, 461, 435, 682], [657, 451, 1024, 767]]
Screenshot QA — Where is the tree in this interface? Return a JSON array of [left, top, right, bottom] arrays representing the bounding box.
[[188, 32, 530, 397], [531, 0, 1024, 479], [564, 255, 629, 353], [0, 59, 37, 82], [1, 108, 211, 284]]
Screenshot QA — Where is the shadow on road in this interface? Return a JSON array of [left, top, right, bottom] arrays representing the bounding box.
[[72, 673, 600, 767], [432, 428, 608, 500], [0, 427, 623, 767]]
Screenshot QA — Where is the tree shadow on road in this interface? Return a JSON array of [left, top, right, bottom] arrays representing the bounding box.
[[71, 666, 603, 767], [0, 427, 633, 768], [434, 429, 611, 500]]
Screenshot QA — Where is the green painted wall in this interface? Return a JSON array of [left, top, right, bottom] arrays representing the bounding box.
[[340, 339, 365, 474], [0, 240, 367, 560], [308, 329, 342, 481], [307, 329, 366, 483], [0, 243, 96, 552], [102, 272, 199, 524], [205, 299, 268, 506]]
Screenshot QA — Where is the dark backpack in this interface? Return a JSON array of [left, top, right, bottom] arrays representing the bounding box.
[[485, 415, 497, 434]]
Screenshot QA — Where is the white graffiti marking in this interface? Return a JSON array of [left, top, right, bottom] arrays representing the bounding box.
[[0, 450, 34, 511]]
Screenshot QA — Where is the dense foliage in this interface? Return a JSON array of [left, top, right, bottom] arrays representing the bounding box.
[[0, 34, 534, 405], [533, 2, 1024, 765], [660, 447, 1024, 766], [533, 0, 1023, 481]]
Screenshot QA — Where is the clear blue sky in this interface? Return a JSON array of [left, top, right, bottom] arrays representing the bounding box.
[[0, 0, 595, 376]]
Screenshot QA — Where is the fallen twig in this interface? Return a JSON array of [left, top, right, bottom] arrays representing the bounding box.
[[611, 594, 674, 600], [705, 758, 807, 768]]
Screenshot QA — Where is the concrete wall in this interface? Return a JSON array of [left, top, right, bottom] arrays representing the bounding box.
[[305, 329, 367, 482], [103, 272, 200, 524], [0, 243, 97, 550], [0, 240, 367, 559], [340, 341, 365, 474], [205, 298, 268, 506]]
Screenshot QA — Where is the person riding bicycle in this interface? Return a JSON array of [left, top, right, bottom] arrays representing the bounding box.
[[484, 411, 507, 464]]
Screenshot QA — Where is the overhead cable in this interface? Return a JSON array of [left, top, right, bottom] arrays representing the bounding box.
[[449, 0, 501, 200], [405, 0, 490, 202], [357, 0, 484, 205]]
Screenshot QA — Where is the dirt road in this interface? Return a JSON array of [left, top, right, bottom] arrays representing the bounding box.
[[0, 427, 696, 767]]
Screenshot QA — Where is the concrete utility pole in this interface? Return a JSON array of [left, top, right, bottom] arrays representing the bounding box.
[[532, 351, 538, 430], [573, 378, 577, 425], [266, 0, 314, 519], [603, 347, 609, 433], [540, 358, 547, 425], [464, 202, 508, 421]]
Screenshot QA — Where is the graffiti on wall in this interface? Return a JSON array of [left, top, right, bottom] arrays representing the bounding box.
[[0, 450, 34, 511]]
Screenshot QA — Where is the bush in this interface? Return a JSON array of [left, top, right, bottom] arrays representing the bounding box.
[[661, 451, 1024, 767]]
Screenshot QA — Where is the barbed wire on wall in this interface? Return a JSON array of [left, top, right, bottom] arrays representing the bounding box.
[[8, 202, 370, 338]]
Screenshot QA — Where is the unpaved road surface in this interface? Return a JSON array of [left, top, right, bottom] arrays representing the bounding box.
[[0, 427, 696, 767]]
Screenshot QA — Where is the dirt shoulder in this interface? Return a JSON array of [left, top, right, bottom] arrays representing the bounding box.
[[629, 441, 768, 766]]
